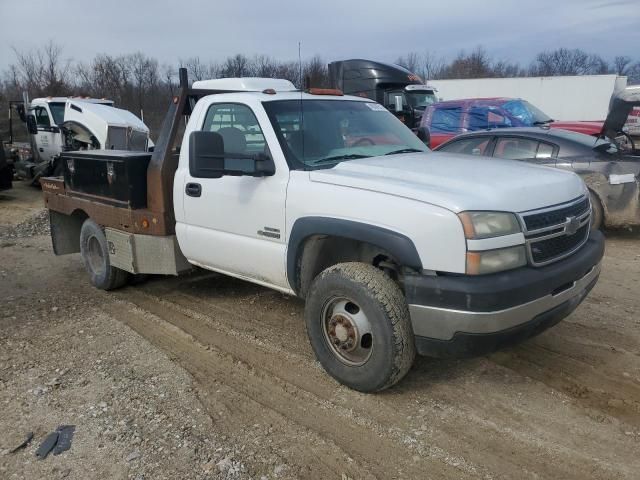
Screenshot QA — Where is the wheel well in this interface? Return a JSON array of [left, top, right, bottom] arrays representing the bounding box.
[[297, 235, 402, 298], [588, 188, 606, 220], [50, 209, 89, 255]]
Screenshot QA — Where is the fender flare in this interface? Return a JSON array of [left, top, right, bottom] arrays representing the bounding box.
[[287, 216, 423, 293]]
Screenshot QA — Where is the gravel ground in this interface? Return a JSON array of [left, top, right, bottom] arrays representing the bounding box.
[[1, 181, 639, 479]]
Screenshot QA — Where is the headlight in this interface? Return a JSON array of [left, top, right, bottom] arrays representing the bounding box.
[[458, 211, 521, 239], [466, 245, 527, 275]]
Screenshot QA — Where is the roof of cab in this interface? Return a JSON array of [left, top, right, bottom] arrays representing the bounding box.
[[192, 77, 297, 92], [31, 97, 114, 105]]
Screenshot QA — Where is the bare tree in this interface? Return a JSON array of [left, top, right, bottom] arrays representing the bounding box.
[[613, 55, 632, 76], [9, 40, 72, 96], [221, 54, 250, 77], [422, 51, 446, 80], [628, 62, 640, 85], [396, 52, 422, 77], [530, 48, 609, 76], [440, 46, 494, 79], [304, 55, 329, 88]]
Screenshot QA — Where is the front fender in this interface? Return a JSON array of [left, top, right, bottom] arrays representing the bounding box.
[[287, 216, 422, 293]]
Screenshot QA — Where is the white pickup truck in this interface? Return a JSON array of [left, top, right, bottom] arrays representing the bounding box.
[[41, 69, 605, 392]]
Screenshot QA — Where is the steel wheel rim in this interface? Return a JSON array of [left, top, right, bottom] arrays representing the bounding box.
[[86, 235, 105, 275], [321, 296, 373, 366]]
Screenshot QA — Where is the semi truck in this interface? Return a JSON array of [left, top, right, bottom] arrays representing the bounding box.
[[328, 59, 437, 130], [41, 68, 604, 392], [11, 96, 151, 183]]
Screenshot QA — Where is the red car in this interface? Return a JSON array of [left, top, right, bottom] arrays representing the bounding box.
[[420, 98, 603, 148]]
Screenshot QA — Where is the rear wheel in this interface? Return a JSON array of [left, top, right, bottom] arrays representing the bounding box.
[[304, 262, 415, 392], [80, 219, 129, 290], [589, 190, 604, 231]]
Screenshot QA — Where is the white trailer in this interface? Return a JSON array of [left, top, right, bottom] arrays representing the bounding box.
[[428, 75, 628, 122]]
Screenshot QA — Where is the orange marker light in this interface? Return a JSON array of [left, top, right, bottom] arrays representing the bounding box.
[[458, 213, 476, 239], [466, 252, 481, 275], [308, 88, 343, 96], [141, 219, 150, 229]]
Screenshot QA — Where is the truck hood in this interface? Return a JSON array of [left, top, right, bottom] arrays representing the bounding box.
[[601, 86, 640, 140], [309, 152, 586, 213]]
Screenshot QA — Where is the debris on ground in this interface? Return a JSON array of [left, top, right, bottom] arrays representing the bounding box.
[[9, 432, 33, 454]]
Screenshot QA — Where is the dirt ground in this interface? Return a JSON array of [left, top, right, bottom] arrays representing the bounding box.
[[1, 181, 639, 480]]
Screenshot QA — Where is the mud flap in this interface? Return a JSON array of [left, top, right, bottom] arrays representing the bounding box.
[[50, 211, 82, 255]]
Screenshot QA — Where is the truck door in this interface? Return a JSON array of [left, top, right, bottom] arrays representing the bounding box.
[[178, 102, 289, 289], [33, 106, 59, 162]]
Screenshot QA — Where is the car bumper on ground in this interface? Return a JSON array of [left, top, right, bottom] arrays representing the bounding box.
[[405, 230, 605, 358]]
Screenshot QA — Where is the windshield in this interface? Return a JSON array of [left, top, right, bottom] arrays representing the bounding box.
[[263, 99, 429, 169], [406, 91, 437, 109], [502, 100, 552, 126], [48, 102, 65, 125]]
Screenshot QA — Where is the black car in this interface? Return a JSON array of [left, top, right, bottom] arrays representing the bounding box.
[[435, 127, 640, 230]]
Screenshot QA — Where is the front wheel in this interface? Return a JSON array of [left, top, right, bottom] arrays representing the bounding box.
[[304, 262, 416, 392]]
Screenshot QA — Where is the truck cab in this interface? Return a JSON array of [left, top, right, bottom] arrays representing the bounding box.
[[328, 59, 437, 130], [27, 97, 114, 163], [41, 70, 604, 393]]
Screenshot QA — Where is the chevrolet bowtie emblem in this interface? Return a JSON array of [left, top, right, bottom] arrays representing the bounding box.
[[565, 216, 580, 235]]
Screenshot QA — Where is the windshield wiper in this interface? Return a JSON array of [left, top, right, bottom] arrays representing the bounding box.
[[310, 154, 370, 165], [533, 119, 554, 125], [385, 148, 423, 155]]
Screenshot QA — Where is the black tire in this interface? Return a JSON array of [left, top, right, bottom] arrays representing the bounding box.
[[589, 190, 604, 231], [79, 219, 129, 290], [304, 262, 416, 392]]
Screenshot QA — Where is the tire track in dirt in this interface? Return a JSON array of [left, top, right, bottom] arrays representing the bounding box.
[[102, 297, 466, 480], [113, 286, 637, 479]]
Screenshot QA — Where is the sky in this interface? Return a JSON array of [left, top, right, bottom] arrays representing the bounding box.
[[1, 0, 639, 73]]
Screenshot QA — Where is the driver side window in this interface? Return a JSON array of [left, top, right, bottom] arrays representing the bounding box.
[[202, 103, 266, 155], [34, 107, 51, 128]]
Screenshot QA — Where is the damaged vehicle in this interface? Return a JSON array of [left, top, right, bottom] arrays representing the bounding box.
[[11, 96, 152, 184], [435, 86, 640, 230]]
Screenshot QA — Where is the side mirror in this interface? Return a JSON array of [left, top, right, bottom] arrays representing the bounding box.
[[189, 130, 275, 179], [394, 96, 404, 113], [26, 115, 38, 135], [16, 104, 26, 123], [416, 126, 431, 147]]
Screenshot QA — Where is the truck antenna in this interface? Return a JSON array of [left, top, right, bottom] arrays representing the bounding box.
[[298, 41, 305, 163]]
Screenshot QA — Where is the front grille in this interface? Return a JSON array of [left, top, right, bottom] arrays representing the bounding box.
[[523, 197, 590, 231], [520, 196, 591, 266], [530, 224, 589, 264]]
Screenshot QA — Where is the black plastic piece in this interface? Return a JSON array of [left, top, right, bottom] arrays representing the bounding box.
[[36, 431, 59, 460], [415, 276, 598, 358], [185, 182, 202, 197], [405, 230, 604, 313], [53, 425, 75, 455], [287, 216, 423, 294]]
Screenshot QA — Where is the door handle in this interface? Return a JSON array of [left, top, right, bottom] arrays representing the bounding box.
[[39, 148, 44, 152], [185, 182, 202, 197]]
